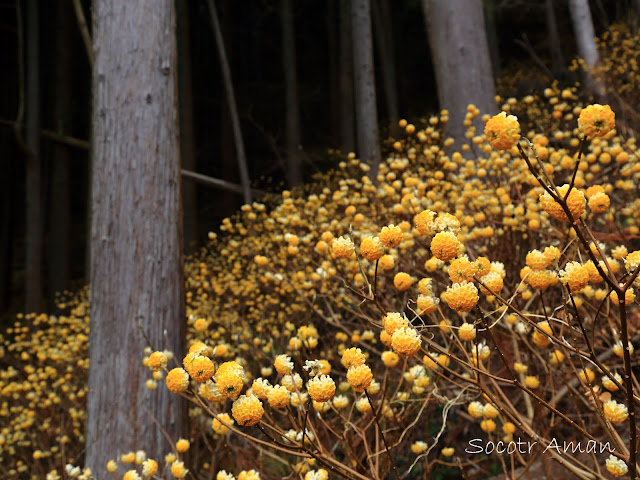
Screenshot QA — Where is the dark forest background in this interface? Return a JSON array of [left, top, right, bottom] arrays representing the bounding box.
[[0, 0, 634, 320]]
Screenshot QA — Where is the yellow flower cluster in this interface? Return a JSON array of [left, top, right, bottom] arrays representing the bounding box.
[[485, 111, 521, 150]]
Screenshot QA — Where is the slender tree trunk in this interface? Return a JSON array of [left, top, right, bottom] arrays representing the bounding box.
[[25, 0, 42, 313], [483, 0, 501, 78], [339, 0, 355, 153], [545, 0, 566, 78], [351, 0, 381, 176], [86, 0, 185, 473], [372, 0, 399, 134], [327, 0, 341, 147], [422, 0, 496, 146], [206, 0, 252, 204], [176, 0, 198, 252], [49, 0, 72, 297], [281, 0, 303, 187], [568, 0, 601, 93]]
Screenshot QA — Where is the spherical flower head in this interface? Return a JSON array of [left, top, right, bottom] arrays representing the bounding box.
[[379, 224, 403, 248], [212, 413, 234, 435], [307, 375, 336, 402], [147, 351, 167, 371], [232, 394, 264, 426], [183, 353, 215, 383], [503, 422, 516, 435], [281, 373, 303, 392], [170, 460, 188, 478], [414, 209, 437, 235], [559, 261, 590, 293], [445, 282, 479, 313], [238, 470, 261, 480], [274, 354, 294, 375], [166, 368, 190, 393], [418, 277, 434, 296], [216, 471, 236, 480], [540, 185, 585, 222], [441, 447, 455, 457], [458, 322, 476, 342], [526, 250, 550, 271], [603, 400, 628, 424], [199, 380, 226, 403], [347, 364, 373, 392], [431, 231, 461, 262], [483, 403, 499, 419], [578, 367, 596, 384], [393, 272, 413, 291], [532, 321, 552, 347], [391, 327, 422, 357], [524, 268, 555, 291], [524, 376, 540, 389], [449, 256, 474, 283], [478, 271, 503, 295], [480, 419, 497, 433], [485, 111, 520, 150], [360, 236, 385, 261], [610, 288, 636, 306], [625, 250, 640, 274], [215, 362, 245, 397], [355, 397, 372, 413], [142, 459, 158, 477], [267, 384, 291, 409], [341, 347, 366, 368], [543, 246, 561, 266], [381, 350, 400, 367], [107, 460, 118, 472], [124, 471, 141, 480], [588, 191, 610, 213], [416, 294, 439, 315], [606, 454, 628, 477], [578, 104, 615, 138], [613, 341, 634, 359], [411, 441, 428, 454], [468, 401, 485, 419], [333, 394, 349, 409], [251, 378, 271, 400], [331, 236, 354, 259]]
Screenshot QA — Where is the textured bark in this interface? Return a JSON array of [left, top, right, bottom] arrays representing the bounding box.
[[339, 0, 355, 153], [86, 0, 185, 473], [176, 0, 198, 252], [351, 0, 381, 176], [25, 0, 43, 313], [423, 0, 496, 146], [372, 0, 399, 133], [281, 0, 303, 187], [49, 0, 72, 296], [568, 0, 601, 93]]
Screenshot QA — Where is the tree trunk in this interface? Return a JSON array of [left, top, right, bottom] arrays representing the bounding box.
[[483, 0, 501, 78], [372, 0, 399, 134], [206, 0, 252, 204], [351, 0, 381, 176], [25, 0, 43, 313], [327, 0, 341, 147], [49, 0, 72, 297], [568, 0, 601, 93], [545, 0, 566, 78], [422, 0, 496, 146], [339, 0, 355, 154], [281, 0, 303, 187], [176, 0, 198, 252], [86, 0, 185, 473]]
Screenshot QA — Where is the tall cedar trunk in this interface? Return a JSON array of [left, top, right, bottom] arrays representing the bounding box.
[[49, 0, 72, 297], [372, 0, 399, 134], [483, 0, 501, 78], [176, 0, 198, 252], [281, 0, 303, 187], [351, 0, 381, 176], [568, 0, 601, 93], [423, 0, 496, 146], [339, 0, 355, 153], [25, 0, 43, 313], [86, 0, 185, 473], [545, 0, 566, 78]]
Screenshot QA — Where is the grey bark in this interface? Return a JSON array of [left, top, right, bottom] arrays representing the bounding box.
[[422, 0, 496, 146], [351, 0, 381, 176], [545, 0, 566, 77], [281, 0, 303, 187], [25, 0, 42, 313], [86, 0, 185, 473], [339, 0, 355, 153], [372, 0, 399, 134], [206, 0, 252, 204], [568, 0, 601, 92], [176, 0, 198, 252], [49, 0, 72, 296]]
